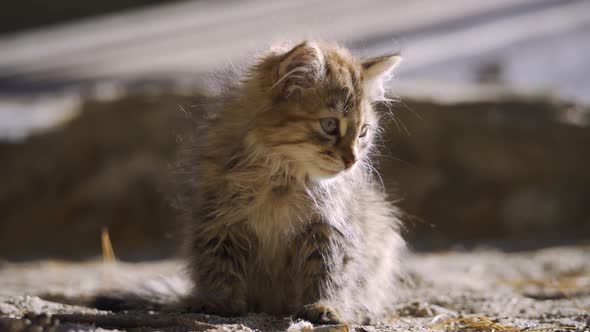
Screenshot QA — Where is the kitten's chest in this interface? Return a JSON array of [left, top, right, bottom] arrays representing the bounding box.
[[243, 183, 312, 281], [245, 182, 312, 244]]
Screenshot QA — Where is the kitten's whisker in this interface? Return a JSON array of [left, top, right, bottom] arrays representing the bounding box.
[[396, 116, 411, 136], [397, 101, 422, 121], [374, 153, 416, 169], [363, 159, 385, 191]]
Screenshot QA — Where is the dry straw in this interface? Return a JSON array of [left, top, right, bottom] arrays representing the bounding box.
[[430, 315, 575, 332], [101, 227, 116, 263]]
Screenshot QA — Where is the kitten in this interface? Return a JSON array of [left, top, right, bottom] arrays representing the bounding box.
[[177, 40, 405, 325]]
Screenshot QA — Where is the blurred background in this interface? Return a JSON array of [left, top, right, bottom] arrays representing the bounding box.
[[1, 0, 589, 261]]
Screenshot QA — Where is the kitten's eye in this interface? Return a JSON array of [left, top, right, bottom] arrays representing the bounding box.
[[320, 118, 339, 135], [359, 125, 369, 138]]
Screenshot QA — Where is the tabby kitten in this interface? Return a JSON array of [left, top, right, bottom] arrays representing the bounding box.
[[179, 41, 405, 324]]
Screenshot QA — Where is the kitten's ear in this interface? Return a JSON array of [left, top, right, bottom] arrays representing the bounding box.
[[275, 41, 325, 98], [362, 54, 402, 101]]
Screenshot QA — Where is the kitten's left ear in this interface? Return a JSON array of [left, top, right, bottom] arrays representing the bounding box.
[[362, 54, 402, 101], [274, 41, 325, 98]]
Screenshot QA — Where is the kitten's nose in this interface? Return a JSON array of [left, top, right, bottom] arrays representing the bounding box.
[[342, 154, 357, 169]]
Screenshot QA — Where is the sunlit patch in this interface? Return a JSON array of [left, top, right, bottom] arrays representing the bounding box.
[[339, 117, 348, 137]]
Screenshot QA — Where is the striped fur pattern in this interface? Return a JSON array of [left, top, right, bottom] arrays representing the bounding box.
[[177, 41, 405, 324]]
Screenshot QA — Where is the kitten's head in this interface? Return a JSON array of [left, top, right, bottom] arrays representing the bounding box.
[[245, 41, 401, 181]]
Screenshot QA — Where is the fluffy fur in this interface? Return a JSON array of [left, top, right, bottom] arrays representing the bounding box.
[[177, 40, 405, 324]]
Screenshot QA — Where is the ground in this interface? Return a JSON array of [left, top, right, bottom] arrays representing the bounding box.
[[1, 245, 588, 331]]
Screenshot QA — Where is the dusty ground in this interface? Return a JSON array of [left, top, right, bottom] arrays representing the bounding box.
[[1, 245, 589, 331]]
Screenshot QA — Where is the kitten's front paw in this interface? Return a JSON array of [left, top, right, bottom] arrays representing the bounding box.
[[294, 303, 344, 325]]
